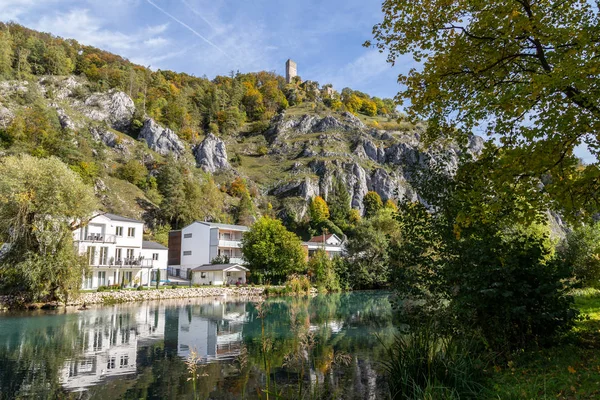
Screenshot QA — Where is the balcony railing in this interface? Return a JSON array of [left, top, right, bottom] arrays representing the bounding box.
[[89, 258, 154, 268], [218, 239, 242, 248], [80, 234, 117, 244], [229, 257, 245, 265]]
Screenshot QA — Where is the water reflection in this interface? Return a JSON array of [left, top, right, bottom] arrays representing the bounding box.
[[0, 292, 394, 399]]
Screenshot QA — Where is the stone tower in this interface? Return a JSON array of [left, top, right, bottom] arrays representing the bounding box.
[[286, 59, 297, 84]]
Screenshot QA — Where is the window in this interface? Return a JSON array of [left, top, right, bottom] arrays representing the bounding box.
[[183, 233, 192, 239], [98, 271, 106, 286], [127, 227, 135, 237], [115, 248, 122, 262], [83, 274, 92, 289], [115, 226, 123, 236], [120, 355, 129, 368], [87, 247, 96, 265], [126, 249, 135, 259], [226, 271, 231, 277], [183, 251, 192, 256], [201, 272, 206, 278], [107, 357, 116, 369], [99, 247, 108, 265], [152, 253, 159, 260], [124, 271, 132, 285]]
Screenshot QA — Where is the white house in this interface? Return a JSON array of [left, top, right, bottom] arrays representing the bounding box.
[[168, 222, 249, 279], [73, 213, 167, 289], [190, 263, 249, 286], [141, 241, 168, 283], [303, 233, 344, 259]]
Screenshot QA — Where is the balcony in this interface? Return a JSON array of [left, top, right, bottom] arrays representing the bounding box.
[[89, 258, 154, 268], [229, 257, 245, 265], [80, 234, 117, 244], [218, 239, 242, 248]]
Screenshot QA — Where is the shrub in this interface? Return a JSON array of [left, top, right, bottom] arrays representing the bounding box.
[[285, 274, 311, 295], [381, 324, 488, 400], [136, 285, 145, 291], [97, 286, 108, 292], [170, 284, 177, 289]]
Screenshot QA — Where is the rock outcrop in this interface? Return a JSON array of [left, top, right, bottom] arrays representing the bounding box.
[[194, 133, 231, 173], [81, 90, 135, 131], [138, 118, 185, 157]]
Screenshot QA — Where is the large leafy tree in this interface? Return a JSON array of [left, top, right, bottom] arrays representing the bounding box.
[[559, 223, 600, 288], [0, 155, 97, 304], [241, 216, 306, 283], [368, 0, 600, 220]]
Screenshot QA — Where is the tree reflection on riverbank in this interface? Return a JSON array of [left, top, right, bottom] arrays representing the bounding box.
[[0, 292, 394, 399]]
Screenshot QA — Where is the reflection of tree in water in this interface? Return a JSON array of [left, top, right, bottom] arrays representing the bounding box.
[[0, 313, 83, 399], [0, 293, 395, 399]]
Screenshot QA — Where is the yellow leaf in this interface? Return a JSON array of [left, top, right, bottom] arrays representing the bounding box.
[[568, 366, 576, 374]]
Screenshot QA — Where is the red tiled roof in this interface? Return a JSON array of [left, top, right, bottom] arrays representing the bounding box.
[[308, 234, 335, 243]]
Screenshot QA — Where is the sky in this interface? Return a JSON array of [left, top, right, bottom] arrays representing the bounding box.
[[0, 0, 412, 101]]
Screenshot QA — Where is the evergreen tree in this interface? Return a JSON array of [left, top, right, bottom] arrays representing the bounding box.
[[329, 178, 351, 224]]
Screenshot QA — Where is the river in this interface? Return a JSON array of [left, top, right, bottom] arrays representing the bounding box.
[[0, 291, 395, 399]]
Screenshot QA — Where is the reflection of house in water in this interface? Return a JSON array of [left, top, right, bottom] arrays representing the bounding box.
[[169, 301, 247, 360], [61, 303, 165, 391], [61, 298, 248, 392]]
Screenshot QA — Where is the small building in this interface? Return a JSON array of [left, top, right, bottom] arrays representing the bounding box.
[[303, 233, 344, 259], [168, 222, 249, 279], [190, 264, 249, 286], [141, 240, 168, 283]]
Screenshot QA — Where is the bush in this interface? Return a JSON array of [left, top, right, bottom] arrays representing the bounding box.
[[170, 284, 177, 289], [97, 286, 108, 292], [381, 323, 488, 400], [285, 274, 311, 295], [136, 285, 145, 291]]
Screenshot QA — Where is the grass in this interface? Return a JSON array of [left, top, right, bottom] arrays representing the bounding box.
[[488, 290, 600, 399]]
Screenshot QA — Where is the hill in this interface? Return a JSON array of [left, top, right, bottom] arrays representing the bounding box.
[[0, 22, 482, 241]]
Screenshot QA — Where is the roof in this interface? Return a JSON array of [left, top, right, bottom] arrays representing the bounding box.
[[199, 222, 250, 231], [103, 213, 143, 223], [307, 233, 338, 243], [191, 263, 249, 272], [142, 240, 168, 250]]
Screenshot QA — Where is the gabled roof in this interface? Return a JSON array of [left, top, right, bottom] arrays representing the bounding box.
[[103, 213, 143, 224], [307, 233, 341, 243], [191, 263, 249, 272], [142, 240, 168, 250]]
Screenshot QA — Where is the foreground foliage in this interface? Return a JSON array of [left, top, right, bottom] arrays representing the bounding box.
[[0, 155, 96, 304]]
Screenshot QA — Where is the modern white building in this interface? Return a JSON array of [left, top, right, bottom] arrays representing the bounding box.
[[73, 213, 167, 289], [168, 222, 249, 279], [302, 233, 344, 259]]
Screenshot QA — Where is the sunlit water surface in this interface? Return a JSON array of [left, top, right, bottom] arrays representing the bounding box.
[[0, 291, 394, 399]]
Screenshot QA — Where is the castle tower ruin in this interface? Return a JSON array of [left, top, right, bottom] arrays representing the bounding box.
[[286, 59, 297, 84]]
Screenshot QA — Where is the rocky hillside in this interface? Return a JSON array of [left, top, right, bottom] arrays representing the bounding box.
[[0, 75, 484, 225]]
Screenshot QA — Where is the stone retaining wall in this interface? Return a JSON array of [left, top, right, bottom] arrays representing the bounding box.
[[1, 287, 266, 310]]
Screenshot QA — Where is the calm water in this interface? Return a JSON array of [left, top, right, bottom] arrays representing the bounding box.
[[0, 292, 394, 399]]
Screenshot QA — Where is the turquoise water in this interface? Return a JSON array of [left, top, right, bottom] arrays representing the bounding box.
[[0, 292, 395, 399]]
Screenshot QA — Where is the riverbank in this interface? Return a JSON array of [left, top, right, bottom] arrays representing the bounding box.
[[0, 286, 267, 310]]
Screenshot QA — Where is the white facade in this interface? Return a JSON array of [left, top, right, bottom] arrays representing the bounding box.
[[170, 222, 249, 278], [303, 234, 344, 259], [73, 213, 166, 289], [191, 264, 249, 286]]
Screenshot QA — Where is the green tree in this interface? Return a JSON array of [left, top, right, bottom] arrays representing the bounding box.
[[309, 196, 330, 224], [368, 0, 600, 220], [363, 191, 383, 218], [345, 208, 401, 289], [241, 216, 306, 283], [328, 178, 351, 226], [116, 159, 148, 188], [308, 249, 340, 292], [560, 223, 600, 288], [0, 28, 13, 78], [0, 155, 96, 304], [384, 199, 398, 212]]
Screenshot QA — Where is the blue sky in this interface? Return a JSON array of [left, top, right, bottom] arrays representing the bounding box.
[[0, 0, 412, 100]]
